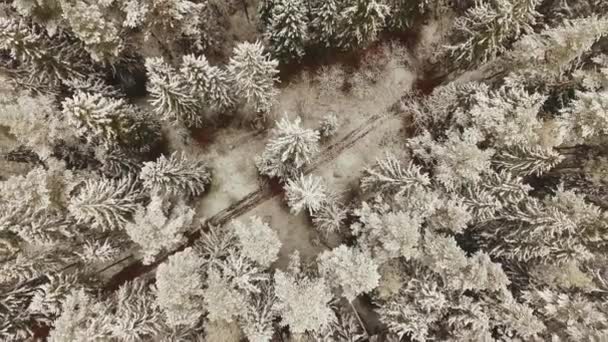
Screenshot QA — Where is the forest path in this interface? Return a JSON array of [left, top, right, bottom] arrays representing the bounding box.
[[100, 39, 419, 292], [102, 107, 401, 291]]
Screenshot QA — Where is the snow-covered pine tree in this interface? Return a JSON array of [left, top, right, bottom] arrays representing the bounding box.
[[0, 91, 71, 159], [428, 195, 473, 234], [312, 195, 347, 236], [140, 152, 212, 197], [446, 0, 540, 67], [145, 57, 203, 127], [61, 91, 131, 145], [0, 17, 45, 66], [227, 41, 280, 114], [273, 260, 335, 334], [48, 279, 165, 341], [337, 0, 390, 49], [47, 288, 113, 342], [310, 0, 341, 47], [213, 252, 269, 294], [408, 81, 490, 134], [360, 152, 430, 196], [120, 0, 204, 42], [257, 0, 275, 30], [409, 128, 495, 190], [27, 273, 83, 322], [385, 0, 432, 32], [68, 176, 143, 231], [256, 116, 321, 180], [505, 15, 608, 85], [266, 0, 309, 62], [125, 195, 195, 264], [77, 238, 123, 264], [466, 85, 547, 148], [0, 160, 77, 247], [203, 267, 249, 323], [351, 200, 423, 262], [241, 283, 277, 342], [231, 216, 282, 267], [523, 288, 608, 341], [61, 0, 124, 62], [482, 187, 608, 265], [0, 17, 92, 90], [493, 145, 564, 176], [318, 245, 380, 301], [12, 0, 63, 35], [318, 112, 340, 139], [155, 248, 206, 327], [560, 90, 608, 143], [108, 279, 164, 340], [180, 54, 235, 111], [284, 173, 327, 215]]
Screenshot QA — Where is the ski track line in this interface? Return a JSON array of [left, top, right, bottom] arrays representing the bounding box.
[[102, 110, 394, 291]]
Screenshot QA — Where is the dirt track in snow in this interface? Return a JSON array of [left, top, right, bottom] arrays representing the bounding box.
[[102, 108, 397, 291]]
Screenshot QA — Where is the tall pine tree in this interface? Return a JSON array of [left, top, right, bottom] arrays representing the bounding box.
[[266, 0, 309, 62], [337, 0, 390, 49]]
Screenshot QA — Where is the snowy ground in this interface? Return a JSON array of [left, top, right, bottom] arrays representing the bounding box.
[[100, 42, 417, 293]]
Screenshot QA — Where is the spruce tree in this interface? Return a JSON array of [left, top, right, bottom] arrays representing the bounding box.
[[227, 41, 280, 114], [284, 173, 328, 215], [61, 0, 124, 61], [125, 196, 195, 264], [337, 0, 390, 49], [180, 54, 235, 111], [140, 152, 212, 197], [0, 17, 92, 90], [145, 57, 203, 127], [256, 116, 321, 180], [273, 264, 335, 334], [231, 216, 282, 267], [155, 248, 205, 327], [266, 0, 309, 62], [318, 245, 380, 301], [505, 15, 608, 85], [258, 0, 278, 30], [446, 0, 540, 67], [61, 92, 131, 144], [310, 0, 341, 47], [68, 176, 143, 232]]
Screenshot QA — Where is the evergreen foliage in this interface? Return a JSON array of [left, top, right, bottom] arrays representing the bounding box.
[[312, 195, 347, 236], [61, 92, 130, 144], [227, 41, 280, 114], [318, 245, 380, 301], [140, 152, 212, 197], [68, 176, 143, 231], [256, 116, 321, 180], [446, 0, 541, 66], [125, 195, 195, 264], [145, 57, 203, 127], [273, 265, 335, 334], [310, 0, 341, 47], [337, 0, 390, 48], [284, 173, 327, 215], [318, 112, 340, 139], [361, 152, 430, 196], [60, 0, 124, 62], [155, 248, 206, 327], [266, 0, 309, 62], [231, 216, 282, 267], [180, 54, 235, 111]]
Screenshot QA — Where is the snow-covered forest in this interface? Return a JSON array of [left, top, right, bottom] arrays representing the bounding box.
[[1, 0, 608, 341]]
